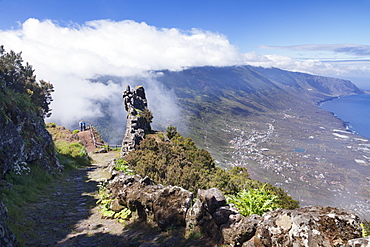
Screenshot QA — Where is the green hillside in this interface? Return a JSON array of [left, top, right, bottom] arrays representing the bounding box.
[[154, 65, 363, 165]]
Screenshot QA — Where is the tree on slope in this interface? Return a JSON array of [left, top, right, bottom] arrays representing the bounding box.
[[0, 45, 54, 118]]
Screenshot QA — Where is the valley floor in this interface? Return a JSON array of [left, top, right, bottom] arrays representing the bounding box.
[[220, 105, 370, 220]]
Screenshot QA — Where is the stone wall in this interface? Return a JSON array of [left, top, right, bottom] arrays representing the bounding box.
[[106, 163, 368, 246]]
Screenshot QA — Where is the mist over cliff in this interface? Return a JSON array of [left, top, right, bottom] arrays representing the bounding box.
[[75, 74, 184, 145], [83, 65, 363, 144]]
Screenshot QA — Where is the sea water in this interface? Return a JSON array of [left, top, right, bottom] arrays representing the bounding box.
[[320, 94, 370, 139]]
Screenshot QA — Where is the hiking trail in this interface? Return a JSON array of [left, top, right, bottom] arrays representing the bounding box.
[[19, 129, 212, 246]]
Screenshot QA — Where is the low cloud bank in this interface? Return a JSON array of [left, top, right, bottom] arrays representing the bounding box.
[[261, 44, 370, 56], [0, 18, 368, 132], [0, 18, 244, 130]]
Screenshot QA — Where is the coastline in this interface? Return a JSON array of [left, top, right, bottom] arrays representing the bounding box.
[[319, 93, 370, 139], [317, 96, 339, 107], [317, 96, 351, 132]]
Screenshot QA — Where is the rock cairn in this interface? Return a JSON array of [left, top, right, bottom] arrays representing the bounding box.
[[121, 85, 151, 157]]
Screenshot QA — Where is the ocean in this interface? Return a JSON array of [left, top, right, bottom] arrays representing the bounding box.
[[320, 94, 370, 139]]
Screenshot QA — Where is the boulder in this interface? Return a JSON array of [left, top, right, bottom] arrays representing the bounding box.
[[243, 206, 362, 247], [107, 172, 365, 246], [152, 186, 193, 230], [198, 187, 227, 214], [0, 109, 61, 178], [108, 173, 193, 230], [186, 198, 221, 240], [186, 188, 234, 242], [346, 236, 370, 247], [213, 206, 238, 227], [221, 213, 262, 246]]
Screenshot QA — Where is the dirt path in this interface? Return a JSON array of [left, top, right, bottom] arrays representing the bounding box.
[[20, 152, 132, 246], [19, 146, 214, 246], [21, 151, 205, 247]]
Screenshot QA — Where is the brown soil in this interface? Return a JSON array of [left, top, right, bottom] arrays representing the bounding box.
[[77, 130, 97, 153]]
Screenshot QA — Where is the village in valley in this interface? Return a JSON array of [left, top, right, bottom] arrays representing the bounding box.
[[221, 108, 370, 219]]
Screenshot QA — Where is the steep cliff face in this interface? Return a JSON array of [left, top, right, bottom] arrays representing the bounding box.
[[0, 47, 61, 246], [121, 85, 152, 156], [0, 47, 61, 177], [0, 108, 61, 178]]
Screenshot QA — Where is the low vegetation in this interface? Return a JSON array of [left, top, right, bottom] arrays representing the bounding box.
[[113, 158, 135, 174], [361, 220, 370, 237], [226, 184, 279, 216], [46, 122, 91, 169], [96, 184, 132, 223], [0, 164, 55, 239], [124, 126, 299, 210]]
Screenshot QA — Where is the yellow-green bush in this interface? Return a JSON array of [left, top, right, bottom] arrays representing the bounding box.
[[361, 220, 370, 237], [226, 184, 279, 216]]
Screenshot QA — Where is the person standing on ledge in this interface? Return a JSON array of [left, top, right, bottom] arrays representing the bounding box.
[[79, 120, 86, 131]]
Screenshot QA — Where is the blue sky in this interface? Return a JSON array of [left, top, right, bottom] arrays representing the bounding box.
[[0, 0, 369, 125], [1, 0, 369, 52]]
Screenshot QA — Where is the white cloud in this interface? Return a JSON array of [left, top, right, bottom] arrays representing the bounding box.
[[0, 18, 244, 128], [258, 44, 370, 77], [0, 18, 369, 130], [261, 44, 370, 56], [243, 52, 345, 76]]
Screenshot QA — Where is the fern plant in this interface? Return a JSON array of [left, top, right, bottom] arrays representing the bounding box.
[[96, 184, 132, 222], [114, 158, 135, 175], [226, 184, 279, 216]]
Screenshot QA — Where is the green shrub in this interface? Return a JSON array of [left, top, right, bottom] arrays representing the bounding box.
[[96, 184, 131, 222], [166, 125, 178, 139], [113, 158, 135, 175], [0, 46, 54, 118], [361, 220, 370, 237], [55, 141, 90, 168], [226, 184, 279, 216], [124, 133, 299, 210], [72, 129, 79, 134]]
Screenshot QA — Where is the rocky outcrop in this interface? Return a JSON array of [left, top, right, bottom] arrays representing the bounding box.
[[106, 170, 364, 246], [121, 85, 152, 157], [346, 236, 370, 247], [238, 206, 362, 246], [108, 172, 193, 230], [0, 106, 61, 178]]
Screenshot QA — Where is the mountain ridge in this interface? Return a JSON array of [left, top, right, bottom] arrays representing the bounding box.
[[152, 65, 364, 155]]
